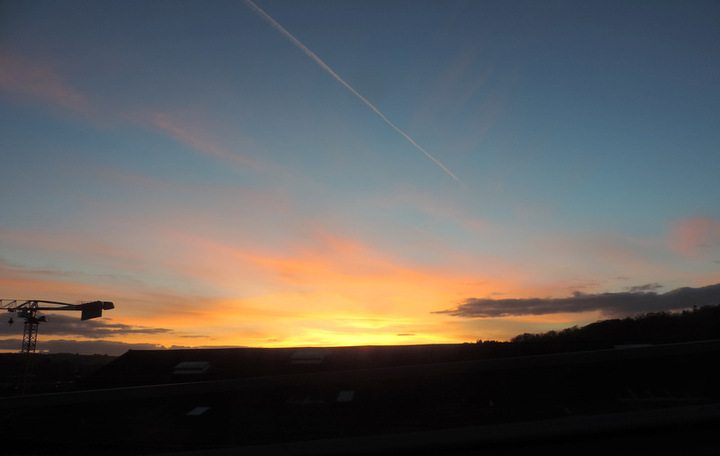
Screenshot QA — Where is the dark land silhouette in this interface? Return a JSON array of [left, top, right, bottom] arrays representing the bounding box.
[[1, 306, 720, 454], [490, 303, 720, 355], [5, 304, 720, 391]]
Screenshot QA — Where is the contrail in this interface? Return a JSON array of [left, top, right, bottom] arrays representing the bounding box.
[[243, 0, 461, 184]]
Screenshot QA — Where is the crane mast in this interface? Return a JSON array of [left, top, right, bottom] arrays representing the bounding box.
[[2, 299, 115, 354], [19, 302, 42, 354]]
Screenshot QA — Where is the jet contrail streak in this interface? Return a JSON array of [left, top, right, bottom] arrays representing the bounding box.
[[243, 0, 461, 184]]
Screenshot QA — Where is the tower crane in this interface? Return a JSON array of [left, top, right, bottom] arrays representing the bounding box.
[[1, 299, 114, 354]]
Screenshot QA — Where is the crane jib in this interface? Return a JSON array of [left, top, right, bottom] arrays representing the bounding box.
[[1, 299, 115, 354]]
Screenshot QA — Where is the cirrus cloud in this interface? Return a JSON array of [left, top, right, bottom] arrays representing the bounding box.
[[669, 217, 720, 259], [0, 51, 91, 113]]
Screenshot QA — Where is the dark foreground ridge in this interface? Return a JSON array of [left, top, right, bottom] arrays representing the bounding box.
[[2, 340, 720, 455]]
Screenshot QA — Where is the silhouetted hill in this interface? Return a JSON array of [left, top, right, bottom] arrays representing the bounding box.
[[3, 310, 720, 454], [501, 305, 720, 355], [4, 305, 720, 397], [3, 341, 720, 455]]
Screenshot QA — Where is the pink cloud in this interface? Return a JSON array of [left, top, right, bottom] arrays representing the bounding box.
[[0, 258, 116, 309], [0, 228, 146, 273], [0, 52, 264, 172], [0, 51, 91, 114], [150, 112, 262, 168], [669, 217, 720, 259]]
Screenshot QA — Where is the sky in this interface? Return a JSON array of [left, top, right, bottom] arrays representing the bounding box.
[[1, 0, 720, 355]]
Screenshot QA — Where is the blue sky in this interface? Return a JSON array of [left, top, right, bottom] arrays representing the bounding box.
[[1, 0, 719, 353]]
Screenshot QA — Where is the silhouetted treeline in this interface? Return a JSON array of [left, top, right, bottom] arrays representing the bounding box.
[[475, 305, 720, 357], [4, 306, 720, 396]]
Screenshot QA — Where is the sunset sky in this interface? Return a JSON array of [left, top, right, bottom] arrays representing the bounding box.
[[2, 0, 720, 355]]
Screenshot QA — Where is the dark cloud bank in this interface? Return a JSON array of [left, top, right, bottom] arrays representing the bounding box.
[[436, 283, 720, 319], [0, 316, 202, 355], [0, 314, 173, 339]]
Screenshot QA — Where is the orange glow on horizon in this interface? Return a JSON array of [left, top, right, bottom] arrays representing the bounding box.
[[1, 227, 645, 352]]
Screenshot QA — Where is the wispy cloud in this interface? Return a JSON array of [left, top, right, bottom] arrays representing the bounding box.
[[0, 50, 264, 172], [0, 51, 91, 113], [243, 0, 461, 185], [668, 217, 720, 259], [436, 283, 720, 318], [0, 257, 115, 302], [150, 112, 262, 168], [626, 282, 663, 293]]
